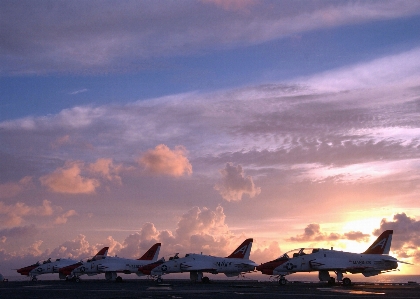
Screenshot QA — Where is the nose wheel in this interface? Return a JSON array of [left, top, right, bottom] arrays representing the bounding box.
[[342, 277, 351, 286], [278, 276, 287, 285]]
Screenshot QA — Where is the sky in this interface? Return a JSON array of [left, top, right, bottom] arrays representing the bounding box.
[[1, 0, 420, 278]]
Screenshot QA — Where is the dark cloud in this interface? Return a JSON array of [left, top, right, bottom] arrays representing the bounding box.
[[373, 213, 420, 261], [0, 225, 37, 240], [289, 224, 368, 243]]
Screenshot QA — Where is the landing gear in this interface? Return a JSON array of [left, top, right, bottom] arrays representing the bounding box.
[[31, 277, 37, 282], [201, 277, 210, 283], [278, 277, 287, 285], [328, 277, 335, 285], [156, 276, 163, 283], [342, 277, 351, 286], [115, 276, 123, 283], [75, 277, 81, 283]]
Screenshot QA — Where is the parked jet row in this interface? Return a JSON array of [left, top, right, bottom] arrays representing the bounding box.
[[16, 231, 410, 285], [17, 247, 109, 281]]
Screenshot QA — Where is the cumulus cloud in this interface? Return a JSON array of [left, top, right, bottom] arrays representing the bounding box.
[[115, 206, 233, 258], [47, 234, 99, 260], [214, 163, 261, 201], [39, 158, 123, 194], [40, 161, 99, 194], [0, 200, 53, 227], [139, 144, 192, 177], [373, 213, 420, 261], [54, 210, 77, 225], [0, 176, 33, 199], [88, 158, 123, 184], [251, 241, 282, 264], [289, 224, 369, 242]]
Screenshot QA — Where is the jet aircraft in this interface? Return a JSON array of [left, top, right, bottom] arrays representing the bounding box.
[[256, 230, 410, 286], [17, 246, 109, 281], [59, 246, 109, 281], [29, 258, 77, 281], [71, 243, 161, 282], [150, 238, 257, 283]]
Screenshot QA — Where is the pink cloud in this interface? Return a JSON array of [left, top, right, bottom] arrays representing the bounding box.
[[47, 234, 98, 259], [54, 210, 77, 225], [0, 176, 33, 199], [0, 200, 53, 227], [50, 134, 70, 149], [139, 144, 192, 177], [40, 161, 100, 194], [251, 241, 281, 264], [289, 224, 369, 242], [88, 158, 123, 184], [214, 163, 261, 201]]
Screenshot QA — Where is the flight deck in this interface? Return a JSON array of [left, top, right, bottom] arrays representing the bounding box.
[[1, 279, 419, 299]]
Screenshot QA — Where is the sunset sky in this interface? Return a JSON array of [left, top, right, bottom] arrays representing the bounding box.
[[1, 1, 420, 278]]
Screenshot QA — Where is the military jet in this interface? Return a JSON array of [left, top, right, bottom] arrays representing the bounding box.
[[256, 230, 410, 286], [71, 243, 161, 282], [151, 238, 257, 283]]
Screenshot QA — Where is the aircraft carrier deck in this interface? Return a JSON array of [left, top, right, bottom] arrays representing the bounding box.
[[1, 279, 419, 299]]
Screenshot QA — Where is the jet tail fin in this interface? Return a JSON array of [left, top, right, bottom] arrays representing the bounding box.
[[138, 243, 161, 261], [363, 230, 393, 254], [226, 238, 253, 259], [92, 246, 109, 260]]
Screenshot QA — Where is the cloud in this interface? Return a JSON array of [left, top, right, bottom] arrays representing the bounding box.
[[50, 135, 71, 149], [289, 224, 369, 242], [0, 200, 53, 227], [139, 144, 192, 177], [0, 225, 38, 240], [214, 163, 261, 201], [303, 47, 420, 91], [251, 241, 281, 264], [201, 0, 256, 12], [54, 210, 77, 225], [40, 161, 99, 194], [113, 206, 240, 259], [0, 176, 33, 199], [69, 88, 88, 95], [373, 213, 420, 261], [2, 1, 420, 75], [88, 158, 123, 184]]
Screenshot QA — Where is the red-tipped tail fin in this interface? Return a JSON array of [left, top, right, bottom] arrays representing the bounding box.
[[363, 230, 393, 254], [138, 243, 161, 261], [226, 238, 253, 259], [92, 246, 109, 260]]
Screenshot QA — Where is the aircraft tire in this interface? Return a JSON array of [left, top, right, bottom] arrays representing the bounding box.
[[328, 277, 335, 285], [31, 277, 37, 282], [279, 278, 287, 285], [201, 277, 210, 283], [116, 276, 123, 283], [75, 277, 81, 283], [156, 277, 163, 283], [342, 277, 351, 286]]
